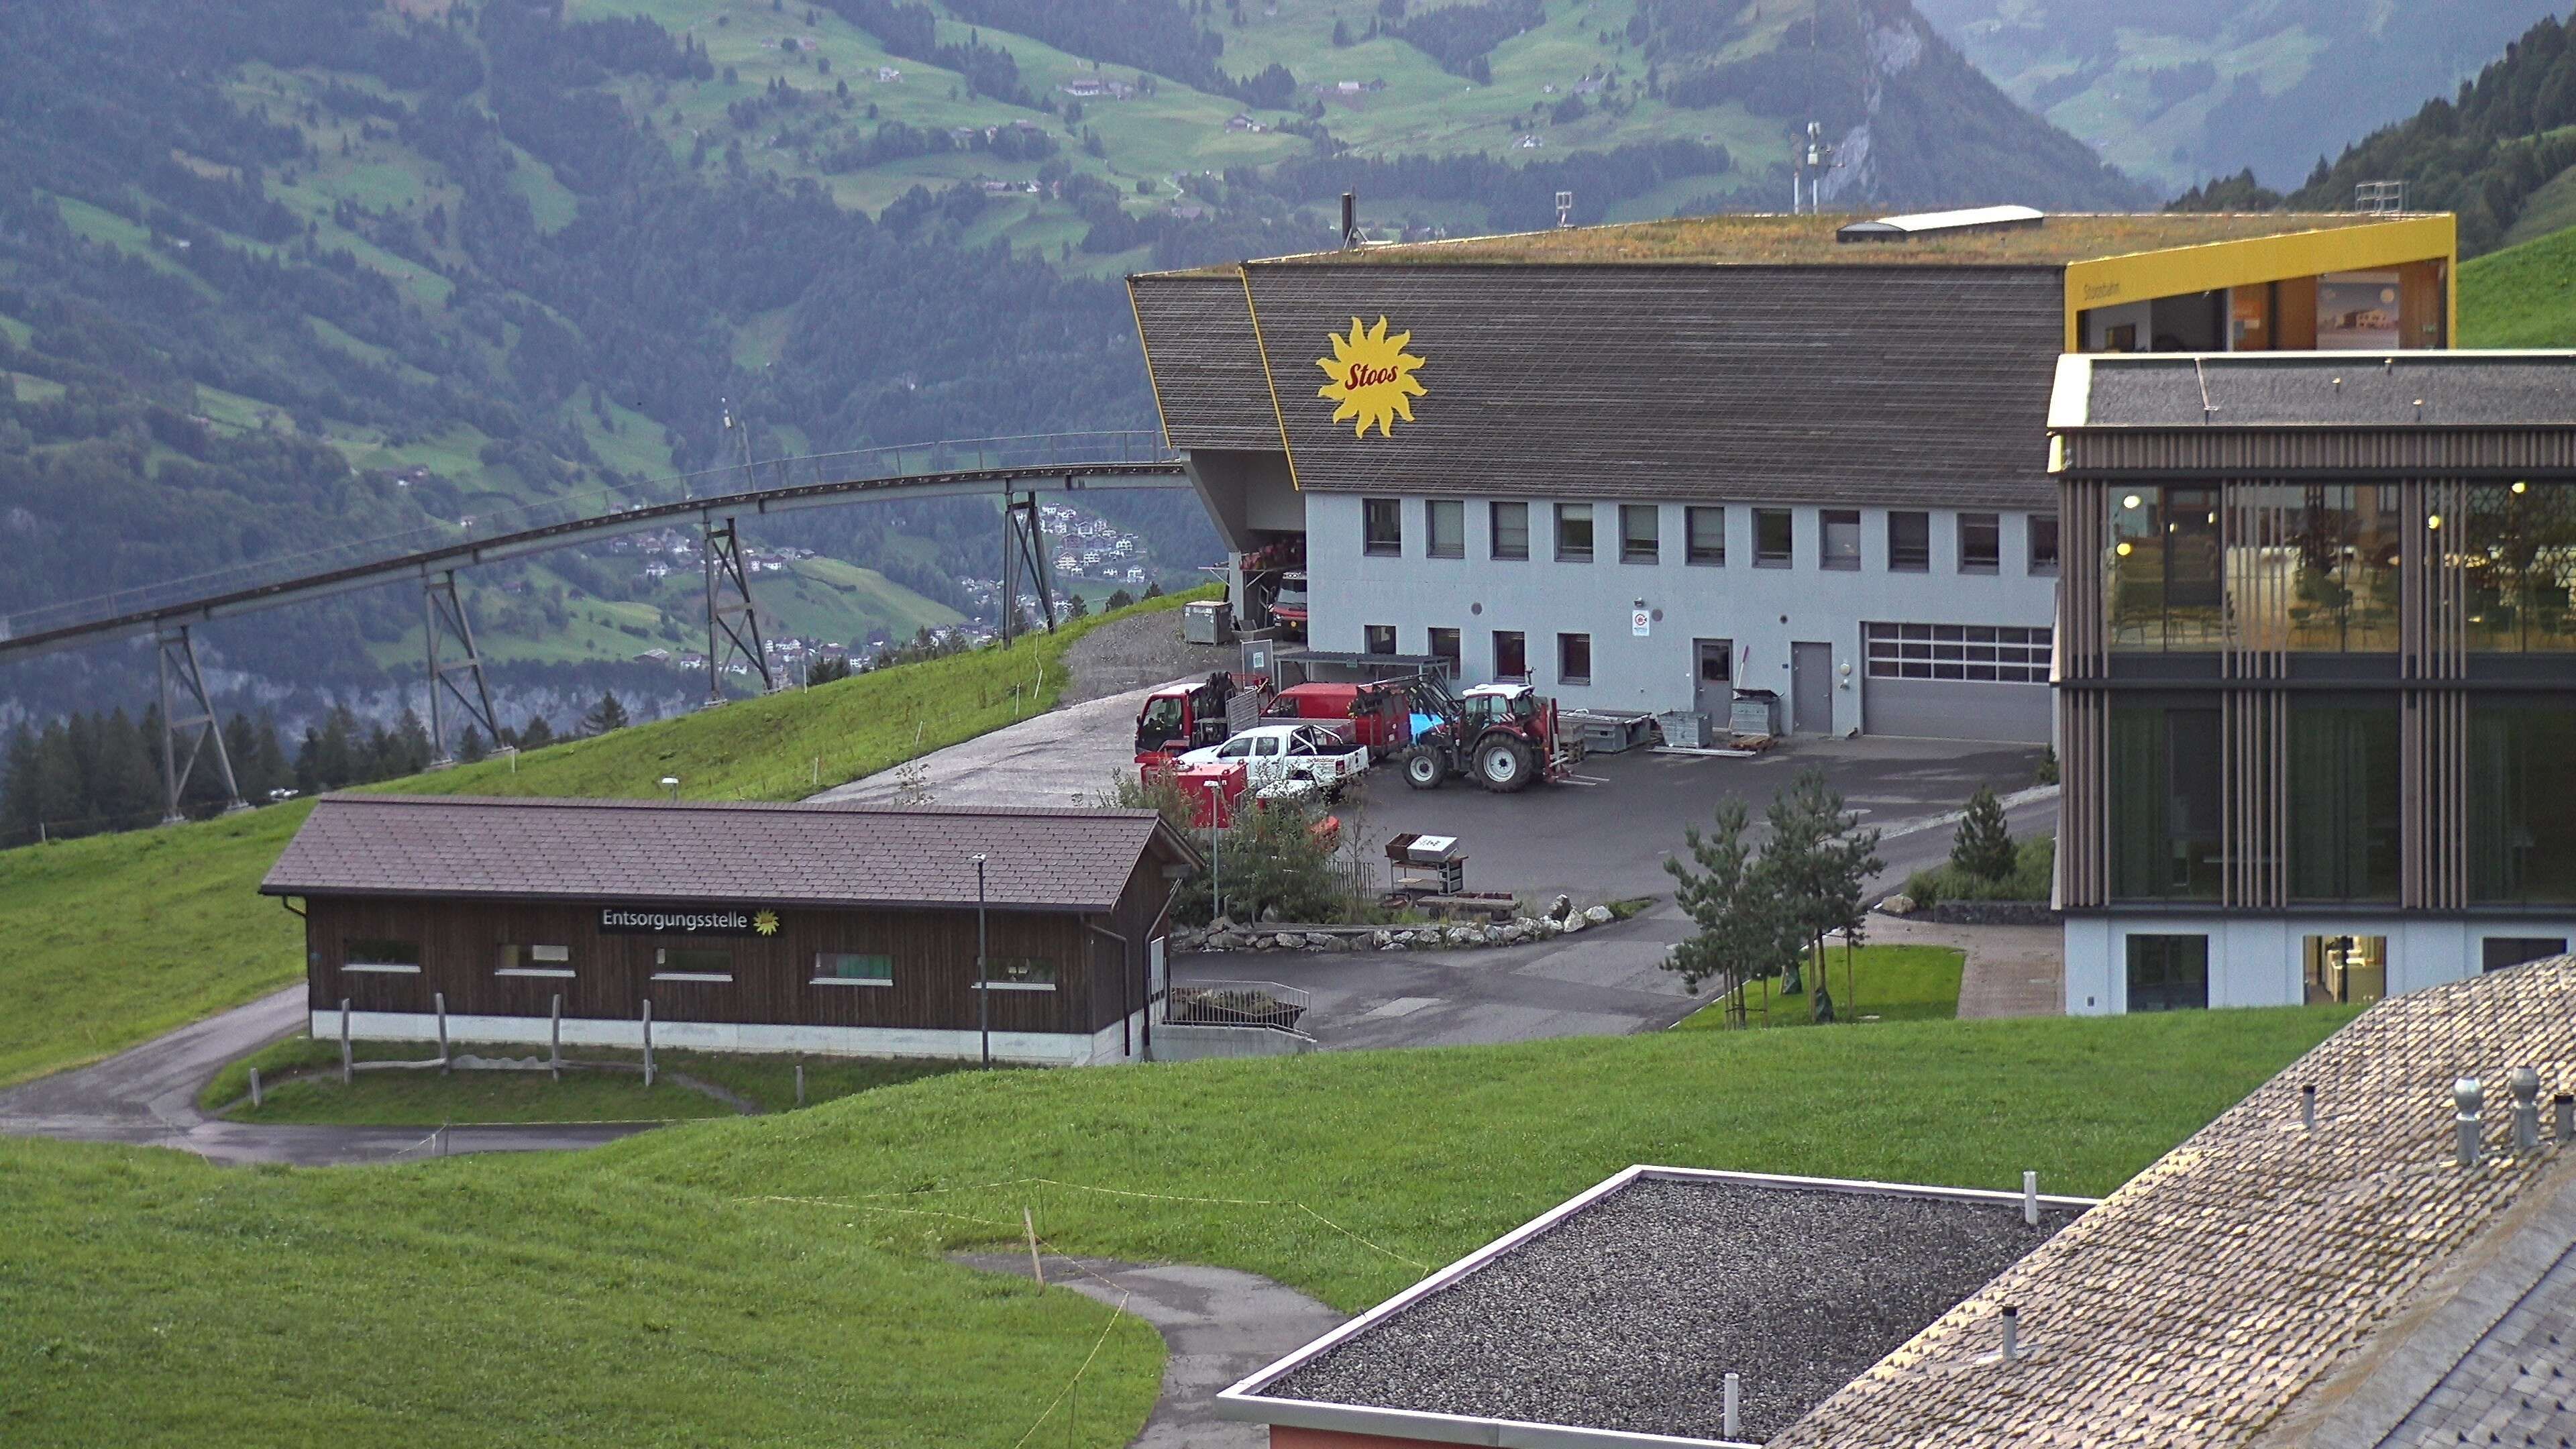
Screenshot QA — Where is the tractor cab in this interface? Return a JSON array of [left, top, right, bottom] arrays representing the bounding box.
[[1460, 682, 1542, 731]]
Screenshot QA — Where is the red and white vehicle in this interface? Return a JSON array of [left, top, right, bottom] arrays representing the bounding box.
[[1175, 722, 1371, 799]]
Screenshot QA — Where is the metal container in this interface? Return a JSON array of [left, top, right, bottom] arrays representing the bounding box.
[[1657, 710, 1709, 749], [1730, 688, 1780, 738], [1183, 600, 1233, 645]]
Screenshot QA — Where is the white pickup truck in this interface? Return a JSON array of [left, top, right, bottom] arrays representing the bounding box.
[[1176, 722, 1371, 798]]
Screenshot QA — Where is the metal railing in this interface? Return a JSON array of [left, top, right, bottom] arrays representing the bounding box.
[[0, 429, 1175, 644], [1164, 980, 1311, 1033]]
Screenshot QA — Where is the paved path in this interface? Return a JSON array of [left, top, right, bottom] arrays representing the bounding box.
[[1866, 915, 2066, 1018], [0, 986, 651, 1165], [810, 684, 1169, 811], [959, 1253, 1344, 1449]]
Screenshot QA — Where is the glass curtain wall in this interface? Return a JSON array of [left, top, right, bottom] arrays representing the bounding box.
[[2226, 485, 2402, 652], [2287, 702, 2400, 902], [2108, 706, 2222, 900], [2106, 487, 2222, 649], [2467, 701, 2576, 902], [2461, 482, 2576, 653]]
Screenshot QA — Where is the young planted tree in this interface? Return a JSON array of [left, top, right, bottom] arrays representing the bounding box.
[[1951, 784, 2017, 881], [1763, 768, 1884, 1023], [1661, 796, 1790, 1025]]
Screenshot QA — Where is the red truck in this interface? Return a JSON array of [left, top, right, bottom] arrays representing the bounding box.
[[1134, 671, 1270, 766], [1264, 680, 1413, 761]]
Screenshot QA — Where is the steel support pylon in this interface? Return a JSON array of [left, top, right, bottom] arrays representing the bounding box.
[[154, 623, 244, 823], [996, 488, 1058, 646], [422, 570, 503, 765], [702, 516, 772, 703]]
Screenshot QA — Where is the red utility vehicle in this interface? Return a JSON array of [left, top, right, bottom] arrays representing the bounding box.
[[1397, 679, 1582, 794], [1263, 680, 1413, 760], [1134, 671, 1270, 766]]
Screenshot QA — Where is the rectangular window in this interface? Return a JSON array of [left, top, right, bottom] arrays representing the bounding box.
[[1490, 501, 1529, 560], [2483, 937, 2569, 973], [2222, 484, 2401, 652], [978, 957, 1057, 990], [2108, 706, 2222, 901], [1820, 509, 1861, 572], [1493, 630, 1527, 681], [653, 946, 735, 982], [2463, 482, 2576, 653], [1888, 511, 1931, 572], [1554, 503, 1594, 562], [1427, 627, 1461, 674], [2288, 701, 2400, 903], [2028, 514, 2061, 575], [1685, 506, 1725, 566], [496, 943, 574, 979], [1362, 497, 1402, 556], [1363, 624, 1397, 655], [1754, 509, 1792, 567], [344, 938, 421, 974], [814, 951, 893, 985], [2125, 934, 2209, 1012], [2468, 700, 2576, 903], [2106, 486, 2224, 651], [1558, 632, 1591, 686], [1426, 499, 1464, 559], [1862, 623, 2053, 684], [2301, 935, 2386, 1006], [1619, 504, 1660, 564], [1958, 512, 2000, 573]]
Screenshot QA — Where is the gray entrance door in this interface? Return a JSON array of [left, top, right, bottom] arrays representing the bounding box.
[[1693, 639, 1733, 717], [1790, 641, 1833, 735]]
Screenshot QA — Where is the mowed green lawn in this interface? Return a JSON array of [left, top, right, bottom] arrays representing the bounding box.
[[1676, 945, 1965, 1029], [2461, 222, 2576, 348], [0, 1006, 2356, 1446], [0, 592, 1210, 1090]]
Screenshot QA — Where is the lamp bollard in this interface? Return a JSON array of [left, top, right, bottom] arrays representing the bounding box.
[[339, 998, 352, 1084], [1722, 1374, 1740, 1439], [641, 998, 655, 1089], [248, 1067, 262, 1109]]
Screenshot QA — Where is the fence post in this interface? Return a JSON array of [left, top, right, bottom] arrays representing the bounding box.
[[641, 998, 654, 1088], [794, 1063, 805, 1109], [248, 1067, 262, 1108], [340, 998, 353, 1083], [435, 991, 450, 1073], [549, 993, 562, 1082]]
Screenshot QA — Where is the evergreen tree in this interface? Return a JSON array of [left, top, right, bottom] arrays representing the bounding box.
[[806, 654, 851, 686], [1106, 587, 1136, 611], [1661, 796, 1791, 1017], [458, 725, 490, 763], [1063, 592, 1090, 619], [520, 714, 557, 749], [1142, 580, 1165, 599], [1951, 785, 2017, 881], [581, 691, 631, 736]]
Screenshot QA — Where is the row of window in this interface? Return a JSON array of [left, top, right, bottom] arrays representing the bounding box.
[[338, 941, 1058, 989], [2124, 932, 2567, 1012], [2110, 699, 2576, 905], [1362, 498, 2059, 575], [1361, 625, 1587, 683], [1862, 623, 2053, 684]]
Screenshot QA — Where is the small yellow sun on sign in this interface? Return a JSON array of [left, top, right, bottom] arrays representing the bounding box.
[[753, 910, 780, 936], [1316, 316, 1426, 438]]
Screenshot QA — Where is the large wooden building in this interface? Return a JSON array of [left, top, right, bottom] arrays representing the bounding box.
[[260, 795, 1199, 1065]]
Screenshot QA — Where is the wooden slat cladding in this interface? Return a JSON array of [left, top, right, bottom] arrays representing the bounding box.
[[1238, 262, 2067, 509], [301, 896, 1152, 1038], [1130, 274, 1289, 452], [2059, 430, 2576, 478]]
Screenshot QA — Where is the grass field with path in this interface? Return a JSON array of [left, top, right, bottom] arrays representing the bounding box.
[[0, 1006, 2358, 1446], [0, 592, 1208, 1091]]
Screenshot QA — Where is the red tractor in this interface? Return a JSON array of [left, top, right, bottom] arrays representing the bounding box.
[[1134, 672, 1269, 767], [1396, 678, 1581, 793]]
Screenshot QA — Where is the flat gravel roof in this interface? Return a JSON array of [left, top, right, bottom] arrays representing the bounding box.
[[1263, 1173, 2077, 1443], [2076, 354, 2576, 427]]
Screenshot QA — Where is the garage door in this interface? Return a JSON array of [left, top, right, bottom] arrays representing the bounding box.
[[1861, 623, 2052, 743]]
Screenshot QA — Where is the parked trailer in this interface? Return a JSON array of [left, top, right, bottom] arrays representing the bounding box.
[[1265, 680, 1413, 761]]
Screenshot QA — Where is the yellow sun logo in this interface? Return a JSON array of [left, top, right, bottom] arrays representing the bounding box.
[[752, 910, 780, 936], [1316, 316, 1426, 438]]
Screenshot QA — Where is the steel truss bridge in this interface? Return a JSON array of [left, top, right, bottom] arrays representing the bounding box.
[[0, 431, 1189, 822]]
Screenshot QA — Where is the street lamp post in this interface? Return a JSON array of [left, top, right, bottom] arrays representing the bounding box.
[[660, 775, 680, 802], [971, 853, 990, 1067], [1203, 780, 1222, 922]]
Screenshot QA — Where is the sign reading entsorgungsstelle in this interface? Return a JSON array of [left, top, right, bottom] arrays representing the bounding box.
[[597, 906, 782, 936]]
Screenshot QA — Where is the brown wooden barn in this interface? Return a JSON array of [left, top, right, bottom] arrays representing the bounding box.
[[260, 795, 1199, 1065]]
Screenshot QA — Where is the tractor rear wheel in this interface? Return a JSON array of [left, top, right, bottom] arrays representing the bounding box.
[[1477, 736, 1536, 793], [1401, 747, 1448, 790]]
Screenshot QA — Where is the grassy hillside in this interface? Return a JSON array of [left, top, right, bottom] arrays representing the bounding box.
[[2460, 223, 2576, 348], [0, 590, 1204, 1089], [0, 1004, 2357, 1446]]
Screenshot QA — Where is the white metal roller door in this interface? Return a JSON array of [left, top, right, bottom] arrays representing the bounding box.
[[1861, 623, 2053, 743]]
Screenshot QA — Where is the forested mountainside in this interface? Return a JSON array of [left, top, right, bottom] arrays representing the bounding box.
[[1918, 0, 2565, 196], [0, 0, 2135, 728], [2165, 11, 2576, 260]]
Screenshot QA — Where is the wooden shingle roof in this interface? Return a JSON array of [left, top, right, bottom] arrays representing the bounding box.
[[260, 794, 1194, 914]]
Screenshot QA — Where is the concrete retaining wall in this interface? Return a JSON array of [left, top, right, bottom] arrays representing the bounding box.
[[1148, 1024, 1318, 1061]]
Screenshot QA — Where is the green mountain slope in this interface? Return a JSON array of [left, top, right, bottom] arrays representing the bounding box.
[[1919, 0, 2564, 195], [2461, 223, 2576, 347]]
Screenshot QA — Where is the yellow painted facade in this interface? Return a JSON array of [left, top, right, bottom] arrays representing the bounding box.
[[2059, 214, 2458, 351]]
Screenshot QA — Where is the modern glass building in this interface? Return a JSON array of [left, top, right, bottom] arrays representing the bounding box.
[[2050, 352, 2576, 1012]]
